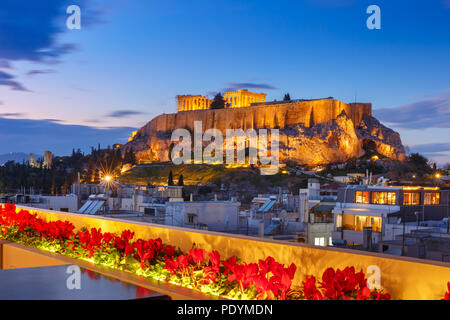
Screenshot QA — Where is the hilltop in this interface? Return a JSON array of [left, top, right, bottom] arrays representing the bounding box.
[[122, 98, 405, 165]]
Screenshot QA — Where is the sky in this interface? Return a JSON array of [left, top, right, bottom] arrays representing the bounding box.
[[0, 0, 449, 164]]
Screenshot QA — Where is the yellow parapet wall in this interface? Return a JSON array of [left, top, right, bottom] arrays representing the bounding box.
[[16, 205, 450, 300], [0, 241, 66, 269]]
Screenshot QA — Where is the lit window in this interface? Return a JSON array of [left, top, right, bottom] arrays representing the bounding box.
[[329, 237, 333, 246], [355, 191, 369, 204], [403, 192, 420, 205], [314, 237, 325, 246], [343, 214, 382, 232], [424, 193, 440, 205], [372, 192, 396, 205], [336, 214, 342, 228]]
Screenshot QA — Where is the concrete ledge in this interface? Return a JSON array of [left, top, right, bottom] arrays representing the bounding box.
[[15, 205, 450, 300], [0, 241, 67, 270]]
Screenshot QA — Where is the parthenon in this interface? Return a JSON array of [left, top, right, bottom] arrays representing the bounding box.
[[177, 89, 267, 112], [224, 89, 266, 108], [177, 95, 212, 112]]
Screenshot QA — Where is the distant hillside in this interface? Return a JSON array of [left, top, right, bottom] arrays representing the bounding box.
[[118, 163, 311, 196], [0, 152, 32, 165]]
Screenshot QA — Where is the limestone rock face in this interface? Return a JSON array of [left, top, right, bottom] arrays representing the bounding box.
[[356, 114, 406, 162], [279, 111, 364, 165], [123, 100, 405, 165]]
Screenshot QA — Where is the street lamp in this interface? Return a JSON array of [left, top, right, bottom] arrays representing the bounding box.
[[102, 175, 113, 214]]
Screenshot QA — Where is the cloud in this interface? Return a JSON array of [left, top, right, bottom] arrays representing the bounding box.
[[26, 69, 56, 76], [410, 143, 450, 154], [409, 143, 450, 165], [0, 113, 26, 117], [0, 60, 12, 69], [0, 1, 104, 90], [374, 94, 450, 129], [0, 71, 29, 91], [0, 117, 135, 155], [106, 110, 146, 118], [223, 82, 278, 92]]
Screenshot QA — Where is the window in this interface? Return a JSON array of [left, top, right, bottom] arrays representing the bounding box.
[[355, 191, 369, 204], [314, 237, 325, 246], [403, 192, 420, 205], [336, 214, 342, 228], [424, 193, 440, 205], [186, 214, 197, 224], [372, 192, 396, 205], [343, 214, 382, 232], [329, 237, 333, 246]]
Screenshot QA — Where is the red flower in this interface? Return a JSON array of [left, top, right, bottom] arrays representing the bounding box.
[[443, 282, 450, 300], [208, 250, 220, 267], [189, 248, 205, 264], [103, 232, 114, 244], [223, 257, 237, 275], [164, 257, 179, 275], [302, 275, 323, 300]]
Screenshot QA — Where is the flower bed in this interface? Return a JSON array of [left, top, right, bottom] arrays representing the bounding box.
[[0, 203, 396, 300]]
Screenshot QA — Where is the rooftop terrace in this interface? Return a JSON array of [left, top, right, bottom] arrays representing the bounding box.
[[1, 204, 449, 300]]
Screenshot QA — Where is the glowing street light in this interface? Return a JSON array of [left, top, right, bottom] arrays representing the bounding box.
[[435, 173, 441, 179], [104, 175, 112, 182]]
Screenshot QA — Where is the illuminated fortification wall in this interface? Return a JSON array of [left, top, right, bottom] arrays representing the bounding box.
[[126, 97, 405, 164], [155, 98, 371, 134]]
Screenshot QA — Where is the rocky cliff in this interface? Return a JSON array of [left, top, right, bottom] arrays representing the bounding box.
[[124, 99, 405, 165]]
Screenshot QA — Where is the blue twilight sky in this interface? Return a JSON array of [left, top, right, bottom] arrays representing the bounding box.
[[0, 0, 449, 164]]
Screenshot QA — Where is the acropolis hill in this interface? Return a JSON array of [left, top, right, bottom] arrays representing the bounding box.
[[124, 91, 406, 165]]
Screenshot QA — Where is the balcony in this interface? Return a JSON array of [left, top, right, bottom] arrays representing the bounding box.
[[1, 204, 450, 300]]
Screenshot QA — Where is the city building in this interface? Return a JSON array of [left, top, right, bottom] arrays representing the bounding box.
[[331, 185, 450, 249], [13, 194, 78, 212], [29, 153, 37, 167], [43, 151, 52, 169], [377, 228, 450, 261], [73, 183, 184, 214], [164, 200, 241, 232]]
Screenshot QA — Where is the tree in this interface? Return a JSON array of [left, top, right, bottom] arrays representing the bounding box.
[[210, 93, 226, 109], [168, 170, 174, 186], [123, 149, 136, 165], [283, 93, 291, 101], [178, 174, 184, 186]]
